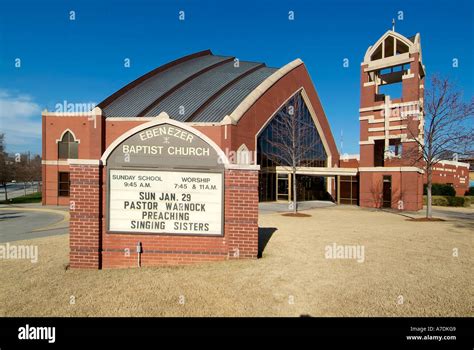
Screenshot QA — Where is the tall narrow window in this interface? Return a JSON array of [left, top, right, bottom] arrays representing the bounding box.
[[58, 172, 70, 197], [374, 140, 385, 166], [58, 131, 78, 159]]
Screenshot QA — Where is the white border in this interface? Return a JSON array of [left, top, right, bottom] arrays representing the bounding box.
[[41, 160, 69, 165], [358, 166, 424, 173], [275, 166, 358, 176], [68, 159, 101, 165]]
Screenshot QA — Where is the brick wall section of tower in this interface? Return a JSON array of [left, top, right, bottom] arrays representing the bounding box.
[[98, 167, 259, 269], [359, 171, 423, 211], [69, 163, 102, 269]]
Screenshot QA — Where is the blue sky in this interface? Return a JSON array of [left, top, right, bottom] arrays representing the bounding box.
[[0, 0, 472, 155]]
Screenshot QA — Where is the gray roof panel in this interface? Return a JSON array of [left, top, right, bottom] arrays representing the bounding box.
[[103, 54, 232, 117], [143, 61, 262, 120], [192, 67, 277, 122], [100, 51, 281, 122]]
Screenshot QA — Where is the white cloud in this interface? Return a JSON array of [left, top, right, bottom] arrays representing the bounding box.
[[0, 89, 42, 146]]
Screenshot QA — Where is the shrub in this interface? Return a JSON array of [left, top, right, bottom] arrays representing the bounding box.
[[465, 186, 474, 196], [431, 196, 449, 207], [423, 183, 456, 196], [446, 196, 471, 207], [423, 195, 471, 207]]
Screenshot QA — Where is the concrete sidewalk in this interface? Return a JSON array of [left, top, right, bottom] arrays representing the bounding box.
[[380, 205, 473, 222], [418, 206, 473, 221], [259, 200, 335, 214]]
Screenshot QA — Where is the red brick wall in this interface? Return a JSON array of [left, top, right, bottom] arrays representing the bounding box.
[[402, 53, 421, 102], [69, 163, 101, 269], [360, 64, 376, 108], [69, 163, 259, 269], [42, 113, 104, 205], [425, 163, 470, 196], [359, 170, 423, 211], [339, 158, 359, 168], [43, 163, 74, 206], [231, 64, 340, 167]]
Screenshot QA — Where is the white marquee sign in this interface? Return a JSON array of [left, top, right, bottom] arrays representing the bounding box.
[[108, 169, 223, 235]]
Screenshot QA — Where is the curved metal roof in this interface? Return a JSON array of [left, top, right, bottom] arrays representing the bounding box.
[[99, 50, 278, 122]]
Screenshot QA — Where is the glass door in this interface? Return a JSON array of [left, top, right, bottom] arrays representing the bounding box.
[[277, 173, 289, 201], [382, 175, 392, 208]]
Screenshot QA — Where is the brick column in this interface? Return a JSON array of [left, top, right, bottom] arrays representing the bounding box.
[[69, 160, 102, 269], [224, 167, 259, 259]]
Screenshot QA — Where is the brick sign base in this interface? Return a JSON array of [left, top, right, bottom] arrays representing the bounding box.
[[69, 163, 101, 269], [68, 162, 259, 269]]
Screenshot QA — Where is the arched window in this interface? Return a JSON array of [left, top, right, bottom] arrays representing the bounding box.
[[58, 131, 78, 159], [237, 144, 251, 165], [257, 92, 328, 202], [257, 92, 327, 169], [370, 35, 411, 61]]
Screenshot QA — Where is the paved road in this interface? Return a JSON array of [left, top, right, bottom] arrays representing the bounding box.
[[0, 182, 41, 200], [0, 204, 69, 243]]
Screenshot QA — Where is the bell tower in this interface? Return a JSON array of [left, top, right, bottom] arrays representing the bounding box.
[[358, 29, 426, 211]]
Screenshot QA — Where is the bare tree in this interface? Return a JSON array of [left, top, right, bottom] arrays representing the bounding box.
[[262, 93, 326, 213], [29, 154, 42, 192], [14, 153, 31, 195], [0, 135, 42, 201], [12, 152, 42, 195], [406, 76, 474, 218], [0, 133, 13, 201]]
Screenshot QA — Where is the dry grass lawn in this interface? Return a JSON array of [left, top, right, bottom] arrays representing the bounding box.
[[0, 206, 472, 317]]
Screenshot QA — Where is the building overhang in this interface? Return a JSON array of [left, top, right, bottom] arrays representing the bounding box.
[[275, 166, 358, 177], [358, 166, 424, 174]]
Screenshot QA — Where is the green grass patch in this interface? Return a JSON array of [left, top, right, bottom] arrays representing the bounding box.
[[0, 192, 42, 204]]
